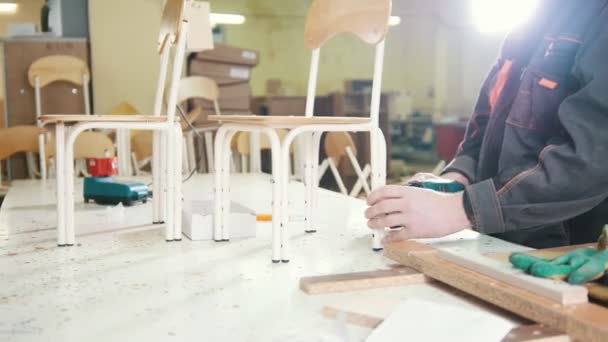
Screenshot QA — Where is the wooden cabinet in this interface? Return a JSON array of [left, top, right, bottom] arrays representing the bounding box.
[[2, 37, 90, 179]]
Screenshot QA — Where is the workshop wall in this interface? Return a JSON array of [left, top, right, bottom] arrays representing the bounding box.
[[0, 0, 46, 99], [87, 0, 503, 118]]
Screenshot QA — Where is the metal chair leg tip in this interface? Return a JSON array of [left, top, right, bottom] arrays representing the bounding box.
[[281, 259, 290, 263], [305, 230, 317, 234], [272, 260, 281, 264], [66, 244, 74, 247], [58, 244, 66, 247], [372, 248, 383, 252], [153, 221, 165, 225], [174, 238, 182, 242]]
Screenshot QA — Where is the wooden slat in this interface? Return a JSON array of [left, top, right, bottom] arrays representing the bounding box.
[[39, 115, 171, 123], [501, 324, 570, 342], [438, 249, 588, 305], [384, 241, 608, 342], [300, 267, 427, 295], [207, 115, 371, 125]]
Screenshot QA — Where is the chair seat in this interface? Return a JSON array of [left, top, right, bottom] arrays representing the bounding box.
[[207, 115, 371, 126], [39, 114, 173, 124]]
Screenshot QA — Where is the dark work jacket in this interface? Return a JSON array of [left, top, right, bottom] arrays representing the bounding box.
[[443, 0, 608, 248]]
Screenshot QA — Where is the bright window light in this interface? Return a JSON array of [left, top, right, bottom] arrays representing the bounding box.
[[389, 16, 401, 26], [210, 13, 246, 26], [0, 3, 18, 14], [471, 0, 540, 34]]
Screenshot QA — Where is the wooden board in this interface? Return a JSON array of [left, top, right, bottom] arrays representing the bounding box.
[[486, 244, 608, 304], [502, 324, 570, 342], [438, 249, 588, 305], [384, 241, 608, 342], [207, 115, 371, 126], [321, 306, 383, 329], [300, 267, 427, 295], [39, 115, 171, 123]]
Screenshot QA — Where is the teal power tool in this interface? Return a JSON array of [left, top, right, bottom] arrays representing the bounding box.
[[83, 156, 149, 206], [407, 179, 465, 193]]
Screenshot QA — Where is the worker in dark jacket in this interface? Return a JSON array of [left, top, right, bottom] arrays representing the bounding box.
[[365, 0, 608, 249]]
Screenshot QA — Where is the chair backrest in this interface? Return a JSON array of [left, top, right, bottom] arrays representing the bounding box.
[[304, 0, 391, 49], [131, 131, 153, 162], [158, 0, 186, 54], [302, 0, 391, 123], [178, 76, 219, 103], [28, 55, 90, 88], [0, 126, 47, 160], [324, 132, 357, 161], [46, 131, 115, 160]]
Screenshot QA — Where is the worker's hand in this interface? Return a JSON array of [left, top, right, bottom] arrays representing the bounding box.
[[510, 249, 608, 285], [365, 185, 471, 244], [406, 172, 470, 186]]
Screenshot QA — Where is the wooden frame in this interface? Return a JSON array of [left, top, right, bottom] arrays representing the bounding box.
[[209, 0, 393, 262], [384, 241, 608, 342]]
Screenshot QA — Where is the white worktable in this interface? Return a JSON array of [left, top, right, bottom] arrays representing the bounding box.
[[0, 174, 528, 341]]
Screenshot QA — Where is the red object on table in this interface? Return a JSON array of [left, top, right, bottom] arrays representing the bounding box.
[[87, 157, 118, 177], [435, 123, 466, 162]]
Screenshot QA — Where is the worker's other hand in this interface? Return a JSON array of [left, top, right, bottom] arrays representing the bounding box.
[[510, 249, 608, 285], [365, 185, 471, 244], [406, 172, 470, 186]]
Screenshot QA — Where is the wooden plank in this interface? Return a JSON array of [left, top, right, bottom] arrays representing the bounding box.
[[501, 324, 570, 342], [300, 267, 427, 295], [438, 249, 588, 305], [207, 115, 371, 125], [384, 241, 608, 342], [39, 115, 171, 123]]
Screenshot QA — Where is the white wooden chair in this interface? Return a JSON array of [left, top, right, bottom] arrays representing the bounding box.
[[319, 132, 371, 197], [209, 0, 391, 262], [28, 55, 91, 180], [38, 0, 212, 247]]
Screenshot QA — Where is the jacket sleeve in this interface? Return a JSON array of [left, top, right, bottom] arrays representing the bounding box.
[[442, 62, 501, 183], [465, 32, 608, 235]]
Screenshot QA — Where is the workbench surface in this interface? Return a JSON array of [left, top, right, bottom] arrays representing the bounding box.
[[1, 174, 527, 341]]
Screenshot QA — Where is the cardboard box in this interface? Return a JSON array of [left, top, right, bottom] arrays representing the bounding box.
[[182, 200, 256, 241], [191, 43, 259, 66], [193, 83, 252, 111], [189, 59, 252, 85]]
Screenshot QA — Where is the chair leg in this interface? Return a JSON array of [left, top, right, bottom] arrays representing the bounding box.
[[152, 131, 162, 224], [370, 128, 387, 251], [350, 164, 371, 197], [39, 133, 47, 180], [182, 136, 190, 175], [162, 129, 174, 241], [55, 123, 66, 247], [221, 130, 237, 242], [187, 131, 197, 173], [266, 130, 282, 263], [213, 127, 227, 242], [309, 132, 322, 233], [280, 137, 293, 263], [174, 124, 183, 241], [204, 131, 214, 174], [65, 128, 76, 246], [304, 133, 315, 233], [328, 158, 348, 195]]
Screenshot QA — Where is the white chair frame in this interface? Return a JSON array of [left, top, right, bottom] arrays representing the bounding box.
[[212, 40, 388, 262]]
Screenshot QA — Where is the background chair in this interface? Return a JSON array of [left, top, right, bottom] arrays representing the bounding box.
[[209, 0, 392, 261], [319, 132, 371, 197], [45, 131, 116, 178], [28, 55, 91, 180], [0, 126, 47, 184]]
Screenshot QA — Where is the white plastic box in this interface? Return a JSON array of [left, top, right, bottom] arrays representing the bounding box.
[[182, 200, 256, 241]]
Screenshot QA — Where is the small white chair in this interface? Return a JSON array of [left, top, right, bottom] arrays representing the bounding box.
[[209, 0, 392, 262]]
